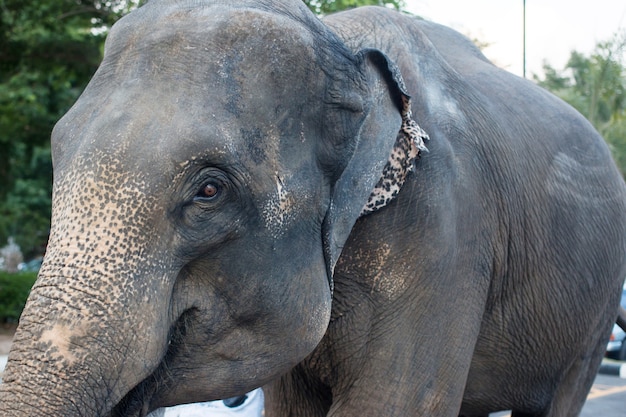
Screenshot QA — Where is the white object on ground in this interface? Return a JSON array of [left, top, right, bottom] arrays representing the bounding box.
[[149, 388, 264, 417]]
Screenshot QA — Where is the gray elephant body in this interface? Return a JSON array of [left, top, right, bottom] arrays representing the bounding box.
[[266, 9, 626, 417], [1, 2, 625, 417]]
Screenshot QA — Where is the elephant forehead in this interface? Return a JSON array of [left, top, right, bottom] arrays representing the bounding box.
[[50, 2, 332, 242], [103, 4, 322, 93], [54, 5, 327, 174]]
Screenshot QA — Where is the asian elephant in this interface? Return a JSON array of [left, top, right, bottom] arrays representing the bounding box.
[[2, 1, 626, 416]]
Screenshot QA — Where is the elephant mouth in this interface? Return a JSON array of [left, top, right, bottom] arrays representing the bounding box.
[[106, 309, 199, 417]]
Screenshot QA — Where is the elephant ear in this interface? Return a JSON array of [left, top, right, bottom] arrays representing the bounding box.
[[322, 49, 428, 288]]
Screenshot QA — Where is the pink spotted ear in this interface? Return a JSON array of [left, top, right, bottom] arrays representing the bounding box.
[[360, 95, 429, 216]]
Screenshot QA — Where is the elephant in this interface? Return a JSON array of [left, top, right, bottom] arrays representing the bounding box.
[[2, 1, 626, 416]]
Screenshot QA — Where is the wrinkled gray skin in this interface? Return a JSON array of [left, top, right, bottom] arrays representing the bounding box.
[[2, 1, 626, 417]]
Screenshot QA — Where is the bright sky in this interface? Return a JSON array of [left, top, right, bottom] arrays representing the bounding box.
[[404, 0, 626, 78]]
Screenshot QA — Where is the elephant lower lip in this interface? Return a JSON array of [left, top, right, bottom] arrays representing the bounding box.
[[107, 396, 150, 417], [107, 355, 174, 417], [108, 309, 197, 417]]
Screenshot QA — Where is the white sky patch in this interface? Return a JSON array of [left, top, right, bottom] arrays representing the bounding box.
[[405, 0, 626, 78]]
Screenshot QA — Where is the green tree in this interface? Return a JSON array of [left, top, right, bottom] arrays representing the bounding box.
[[535, 32, 626, 176]]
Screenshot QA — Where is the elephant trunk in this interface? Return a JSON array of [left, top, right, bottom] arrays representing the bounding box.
[[0, 155, 184, 416], [0, 263, 172, 417]]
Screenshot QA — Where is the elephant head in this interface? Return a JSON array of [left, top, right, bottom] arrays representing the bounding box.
[[0, 1, 425, 415]]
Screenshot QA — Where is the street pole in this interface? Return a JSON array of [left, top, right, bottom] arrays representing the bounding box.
[[523, 0, 526, 78]]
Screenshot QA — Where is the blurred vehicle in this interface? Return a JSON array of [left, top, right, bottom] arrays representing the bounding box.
[[149, 389, 264, 417], [17, 257, 43, 273], [606, 283, 626, 361]]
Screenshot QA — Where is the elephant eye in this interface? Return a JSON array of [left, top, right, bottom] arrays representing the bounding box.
[[195, 182, 221, 201]]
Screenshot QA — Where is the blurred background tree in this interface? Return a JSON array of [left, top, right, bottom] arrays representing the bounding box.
[[0, 0, 142, 259], [534, 32, 626, 176]]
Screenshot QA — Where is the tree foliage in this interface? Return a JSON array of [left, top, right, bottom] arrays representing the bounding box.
[[0, 271, 38, 322], [0, 0, 141, 258], [535, 32, 626, 176]]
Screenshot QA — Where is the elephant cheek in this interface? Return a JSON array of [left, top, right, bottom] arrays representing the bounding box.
[[141, 256, 334, 408], [298, 293, 333, 360]]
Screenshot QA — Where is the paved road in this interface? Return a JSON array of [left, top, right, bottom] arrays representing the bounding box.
[[582, 372, 626, 417]]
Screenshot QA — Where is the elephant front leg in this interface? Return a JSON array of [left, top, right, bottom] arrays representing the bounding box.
[[314, 274, 487, 417], [263, 364, 332, 417]]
